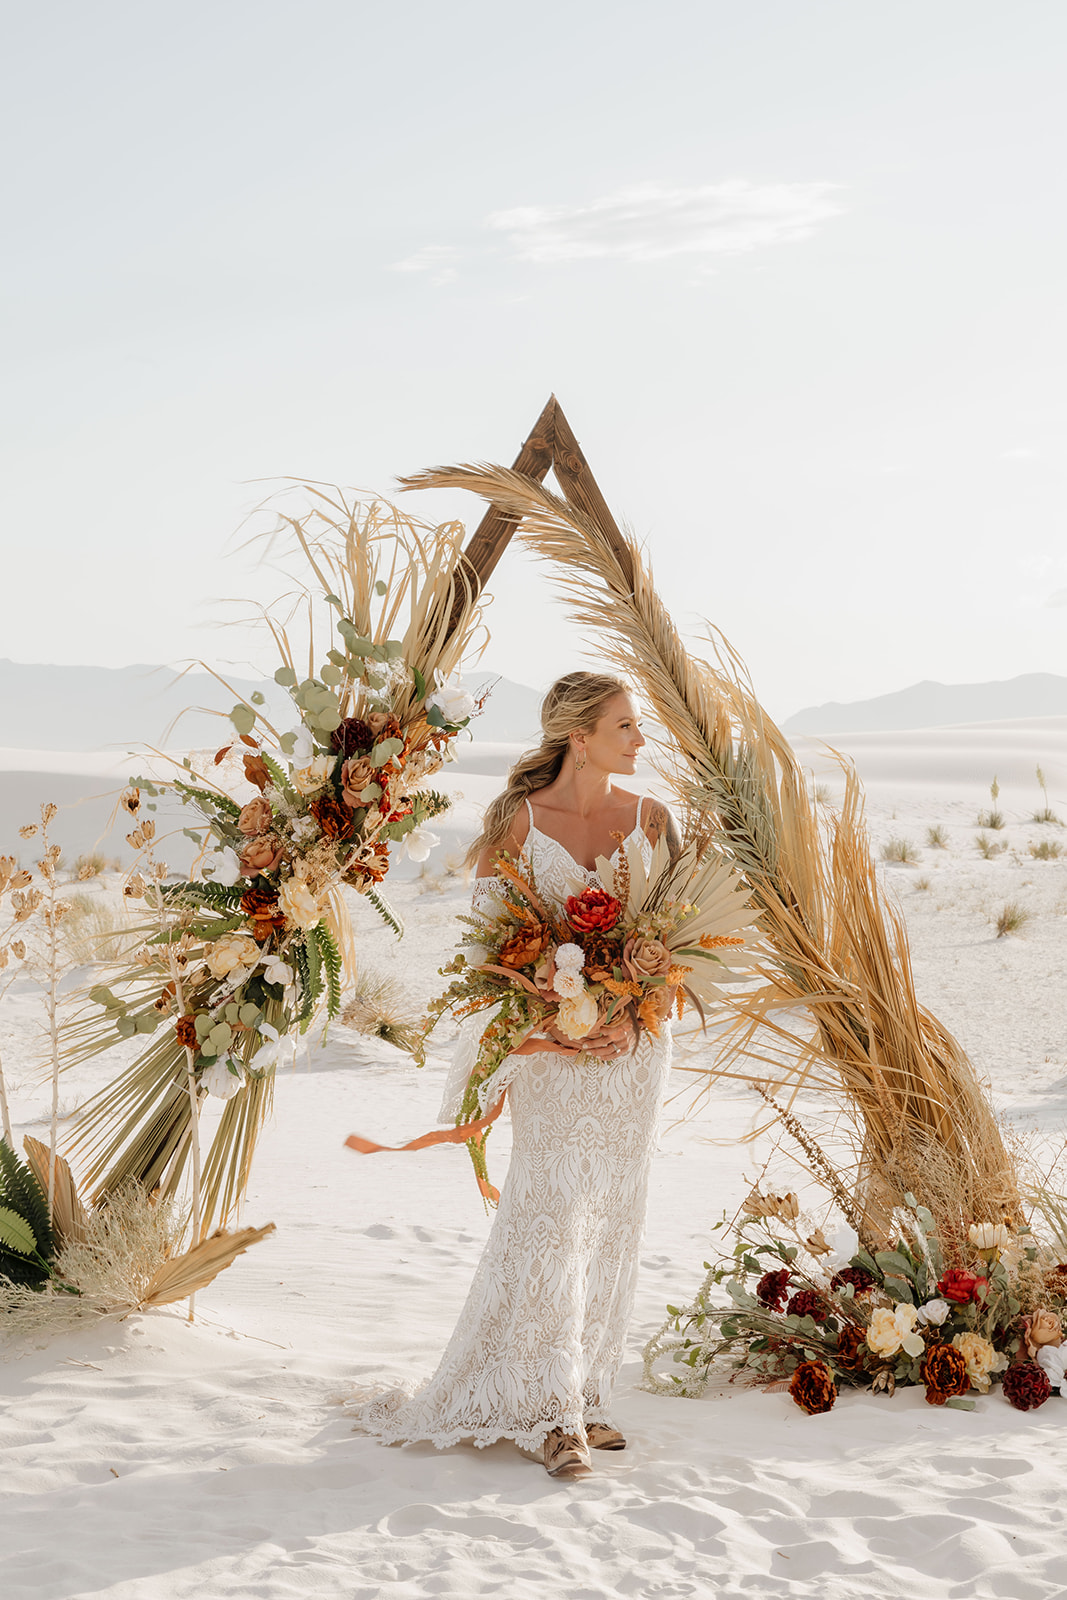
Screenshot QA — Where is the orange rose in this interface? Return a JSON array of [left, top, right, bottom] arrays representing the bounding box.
[[497, 923, 551, 970], [622, 935, 671, 982]]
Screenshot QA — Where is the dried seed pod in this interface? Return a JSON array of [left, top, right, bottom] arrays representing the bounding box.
[[19, 824, 38, 839], [120, 788, 141, 814], [41, 803, 58, 825]]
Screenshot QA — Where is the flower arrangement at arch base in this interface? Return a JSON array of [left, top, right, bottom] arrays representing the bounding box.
[[643, 1186, 1067, 1416]]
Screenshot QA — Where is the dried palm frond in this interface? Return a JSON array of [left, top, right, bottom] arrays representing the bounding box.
[[139, 1221, 275, 1307], [402, 462, 1019, 1231], [23, 1136, 88, 1246]]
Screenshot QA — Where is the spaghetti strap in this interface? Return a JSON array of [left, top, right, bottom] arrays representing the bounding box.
[[636, 794, 646, 835], [524, 797, 535, 830]]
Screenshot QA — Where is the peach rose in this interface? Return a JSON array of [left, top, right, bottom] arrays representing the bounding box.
[[621, 935, 671, 982], [1026, 1310, 1064, 1356], [237, 796, 273, 836], [340, 756, 376, 808], [238, 832, 286, 876]]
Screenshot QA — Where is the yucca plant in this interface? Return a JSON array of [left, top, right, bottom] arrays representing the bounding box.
[[1033, 765, 1061, 826]]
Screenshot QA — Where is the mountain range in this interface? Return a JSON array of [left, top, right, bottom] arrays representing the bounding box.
[[783, 673, 1067, 735]]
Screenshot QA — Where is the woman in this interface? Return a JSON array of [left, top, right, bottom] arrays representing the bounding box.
[[354, 672, 677, 1479]]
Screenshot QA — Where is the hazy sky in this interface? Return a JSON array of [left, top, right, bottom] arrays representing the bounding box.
[[3, 1, 1065, 719]]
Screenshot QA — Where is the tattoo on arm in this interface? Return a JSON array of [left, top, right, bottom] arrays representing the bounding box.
[[647, 802, 682, 860]]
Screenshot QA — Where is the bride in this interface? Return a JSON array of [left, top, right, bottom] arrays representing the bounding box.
[[355, 671, 677, 1479]]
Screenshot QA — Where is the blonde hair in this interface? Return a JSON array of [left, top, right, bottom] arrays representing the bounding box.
[[467, 671, 629, 867]]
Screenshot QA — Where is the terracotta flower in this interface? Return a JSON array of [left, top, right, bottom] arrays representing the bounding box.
[[581, 935, 618, 981], [937, 1269, 988, 1305], [1002, 1360, 1052, 1412], [175, 1014, 199, 1052], [238, 833, 286, 876], [497, 922, 552, 970], [621, 934, 672, 983], [237, 796, 273, 836], [789, 1360, 837, 1415], [565, 886, 622, 934], [834, 1324, 868, 1371], [340, 755, 376, 807], [343, 843, 390, 887], [920, 1342, 970, 1405], [309, 793, 355, 840], [243, 752, 270, 791], [366, 712, 402, 740], [331, 717, 374, 756], [756, 1269, 791, 1310], [240, 884, 286, 941]]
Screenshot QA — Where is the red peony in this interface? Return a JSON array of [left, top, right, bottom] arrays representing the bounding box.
[[1002, 1361, 1052, 1412], [789, 1360, 837, 1415], [787, 1289, 827, 1322], [565, 886, 622, 933], [756, 1269, 792, 1310], [937, 1269, 988, 1305], [830, 1266, 875, 1296]]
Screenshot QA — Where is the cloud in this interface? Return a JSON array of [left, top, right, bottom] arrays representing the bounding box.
[[485, 180, 843, 265], [392, 245, 460, 284]]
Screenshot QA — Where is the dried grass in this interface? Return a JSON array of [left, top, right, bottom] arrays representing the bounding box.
[[341, 965, 422, 1052], [995, 902, 1031, 938], [976, 833, 1007, 860], [402, 461, 1022, 1232], [61, 894, 138, 967], [1030, 840, 1063, 861], [926, 825, 949, 850], [881, 838, 920, 865]]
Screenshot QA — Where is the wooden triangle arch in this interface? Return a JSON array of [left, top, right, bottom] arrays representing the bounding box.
[[445, 395, 634, 636]]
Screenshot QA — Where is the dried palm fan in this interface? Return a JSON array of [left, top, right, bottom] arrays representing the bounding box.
[[401, 462, 1020, 1233]]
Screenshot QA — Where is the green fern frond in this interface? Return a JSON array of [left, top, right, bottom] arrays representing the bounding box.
[[313, 924, 343, 1019], [261, 752, 296, 797], [0, 1141, 53, 1287], [173, 780, 243, 820], [365, 888, 404, 939], [413, 789, 452, 821], [0, 1206, 37, 1257], [162, 880, 245, 912]]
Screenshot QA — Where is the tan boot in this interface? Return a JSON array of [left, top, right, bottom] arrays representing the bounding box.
[[586, 1422, 626, 1451], [543, 1428, 593, 1479]]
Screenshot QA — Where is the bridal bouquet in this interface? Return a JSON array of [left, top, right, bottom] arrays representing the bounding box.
[[64, 491, 485, 1236], [420, 830, 756, 1196]]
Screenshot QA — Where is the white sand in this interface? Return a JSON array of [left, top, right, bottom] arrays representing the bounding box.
[[3, 722, 1067, 1599]]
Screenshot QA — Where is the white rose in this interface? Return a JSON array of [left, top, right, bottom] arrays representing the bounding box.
[[260, 956, 294, 988], [401, 825, 440, 864], [209, 848, 243, 887], [917, 1298, 951, 1327], [279, 875, 324, 930], [555, 988, 599, 1041], [201, 1057, 245, 1100], [250, 1022, 284, 1071], [426, 683, 476, 725], [292, 756, 332, 795], [289, 726, 315, 765]]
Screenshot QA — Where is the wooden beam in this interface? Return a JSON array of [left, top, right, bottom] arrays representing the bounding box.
[[549, 402, 635, 595]]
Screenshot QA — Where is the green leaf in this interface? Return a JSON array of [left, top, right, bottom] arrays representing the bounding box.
[[876, 1251, 917, 1281], [324, 593, 343, 609], [0, 1205, 37, 1256], [230, 703, 257, 736], [321, 664, 343, 686], [316, 707, 342, 732], [279, 731, 297, 755], [183, 829, 203, 844], [250, 690, 265, 705], [375, 580, 388, 596], [274, 666, 298, 687], [371, 737, 404, 768], [945, 1395, 976, 1411], [359, 783, 382, 803], [412, 664, 426, 698]]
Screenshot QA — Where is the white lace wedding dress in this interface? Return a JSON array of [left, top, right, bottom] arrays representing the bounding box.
[[352, 803, 673, 1453]]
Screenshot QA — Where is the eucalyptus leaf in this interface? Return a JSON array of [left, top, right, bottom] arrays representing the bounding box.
[[230, 704, 256, 736], [274, 666, 297, 687]]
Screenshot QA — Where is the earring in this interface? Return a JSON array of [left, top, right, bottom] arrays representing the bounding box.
[[574, 745, 587, 773]]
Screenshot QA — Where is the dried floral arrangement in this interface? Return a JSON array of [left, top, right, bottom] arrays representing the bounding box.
[[641, 1151, 1067, 1417], [60, 490, 484, 1242], [418, 829, 756, 1198]]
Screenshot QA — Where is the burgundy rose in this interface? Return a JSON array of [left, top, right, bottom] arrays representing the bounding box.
[[565, 886, 622, 933], [830, 1266, 875, 1296], [937, 1269, 988, 1305], [834, 1324, 868, 1372], [1002, 1361, 1052, 1412], [787, 1289, 827, 1322], [756, 1269, 791, 1310]]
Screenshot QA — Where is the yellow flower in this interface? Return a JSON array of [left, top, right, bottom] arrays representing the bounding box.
[[205, 933, 260, 980], [292, 756, 332, 795], [952, 1331, 1007, 1393], [279, 876, 323, 930], [867, 1303, 925, 1360], [555, 989, 599, 1040]]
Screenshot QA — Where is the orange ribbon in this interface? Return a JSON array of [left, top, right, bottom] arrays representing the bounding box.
[[345, 1092, 507, 1204]]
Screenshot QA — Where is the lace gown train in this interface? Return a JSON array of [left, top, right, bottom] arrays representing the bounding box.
[[352, 813, 672, 1453]]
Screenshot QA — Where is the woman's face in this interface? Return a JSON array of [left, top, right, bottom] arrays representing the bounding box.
[[576, 692, 645, 774]]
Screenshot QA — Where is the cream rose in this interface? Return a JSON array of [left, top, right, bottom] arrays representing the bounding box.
[[292, 755, 332, 795], [279, 875, 324, 930], [866, 1303, 925, 1360], [952, 1331, 1007, 1392], [555, 988, 599, 1041], [205, 933, 261, 980]]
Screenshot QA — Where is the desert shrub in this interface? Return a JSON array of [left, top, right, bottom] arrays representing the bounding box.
[[976, 833, 1007, 860], [61, 895, 137, 966], [925, 825, 949, 850], [977, 809, 1005, 831], [74, 852, 108, 880], [995, 902, 1031, 938], [915, 877, 932, 892], [1029, 840, 1063, 861], [881, 838, 919, 865]]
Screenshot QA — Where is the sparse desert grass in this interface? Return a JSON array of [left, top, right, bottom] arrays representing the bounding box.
[[74, 852, 108, 880], [915, 876, 932, 892], [1029, 840, 1063, 861], [977, 809, 1006, 830], [812, 783, 832, 806], [341, 965, 421, 1052], [926, 825, 950, 850], [976, 833, 1007, 860], [62, 895, 138, 966], [881, 838, 920, 865], [995, 901, 1031, 938]]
